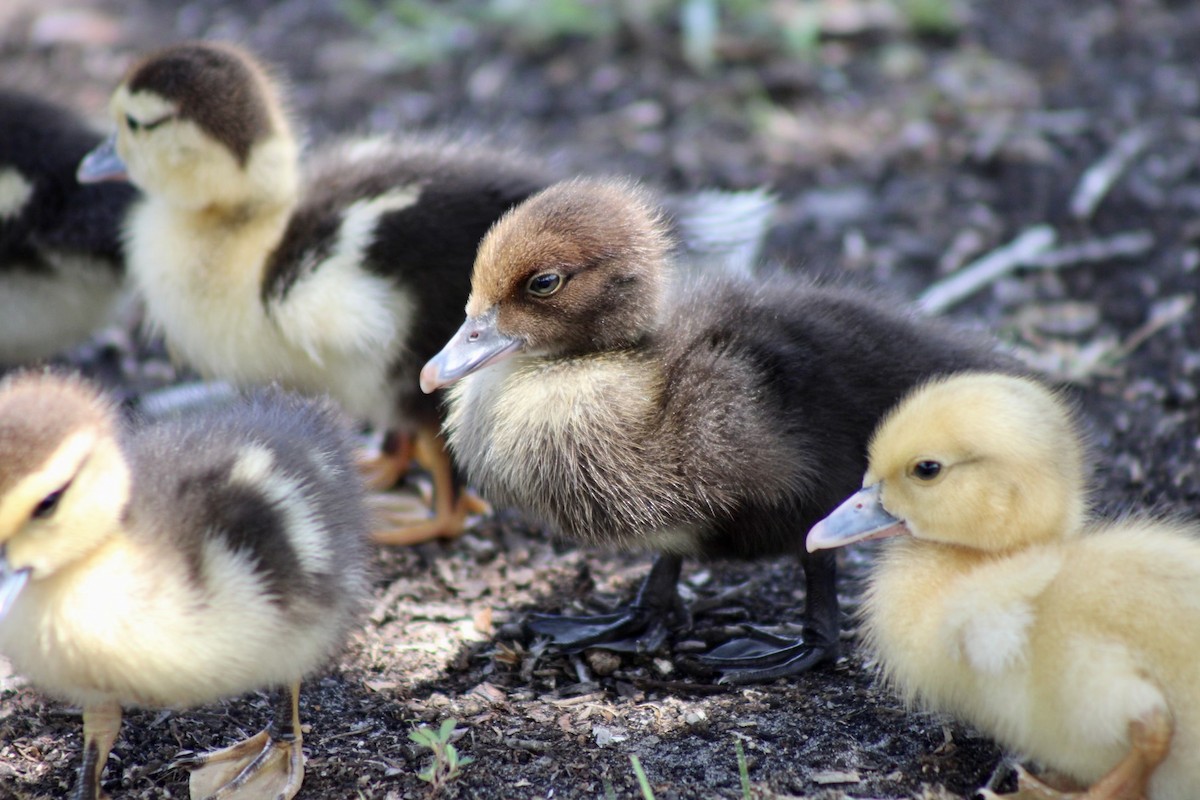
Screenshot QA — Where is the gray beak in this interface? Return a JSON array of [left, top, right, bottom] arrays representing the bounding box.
[[806, 483, 906, 553], [420, 308, 522, 393], [0, 545, 31, 621], [77, 135, 129, 183]]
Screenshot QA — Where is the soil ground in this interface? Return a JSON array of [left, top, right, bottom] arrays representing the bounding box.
[[1, 0, 1198, 798]]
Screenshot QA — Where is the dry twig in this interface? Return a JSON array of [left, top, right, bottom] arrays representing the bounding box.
[[1070, 126, 1154, 220]]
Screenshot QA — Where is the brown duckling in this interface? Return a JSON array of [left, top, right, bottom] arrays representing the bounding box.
[[420, 177, 1016, 682], [807, 372, 1200, 799], [0, 372, 372, 799], [0, 90, 137, 364], [77, 40, 774, 546]]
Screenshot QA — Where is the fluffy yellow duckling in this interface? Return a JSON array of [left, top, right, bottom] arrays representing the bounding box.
[[808, 372, 1198, 799], [0, 372, 372, 800], [0, 90, 137, 364], [76, 41, 774, 546]]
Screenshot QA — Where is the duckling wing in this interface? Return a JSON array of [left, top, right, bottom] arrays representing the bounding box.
[[123, 391, 369, 690]]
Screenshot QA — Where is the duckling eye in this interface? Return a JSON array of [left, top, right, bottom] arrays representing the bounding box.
[[125, 114, 141, 133], [911, 461, 942, 481], [31, 484, 68, 520], [526, 272, 563, 298]]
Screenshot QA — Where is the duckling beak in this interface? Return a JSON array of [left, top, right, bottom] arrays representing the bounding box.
[[420, 309, 522, 393], [806, 484, 907, 552], [0, 546, 31, 621], [77, 135, 129, 183]]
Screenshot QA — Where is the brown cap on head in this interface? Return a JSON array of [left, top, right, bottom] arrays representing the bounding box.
[[125, 41, 279, 165], [0, 373, 114, 498], [471, 177, 671, 312]]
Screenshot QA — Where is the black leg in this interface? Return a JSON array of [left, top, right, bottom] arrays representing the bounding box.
[[696, 550, 841, 683], [526, 553, 683, 652]]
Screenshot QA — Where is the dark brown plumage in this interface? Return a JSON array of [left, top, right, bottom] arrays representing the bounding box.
[[422, 177, 1020, 682]]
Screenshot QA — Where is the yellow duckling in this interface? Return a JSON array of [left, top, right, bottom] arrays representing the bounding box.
[[0, 372, 372, 800], [808, 372, 1198, 799]]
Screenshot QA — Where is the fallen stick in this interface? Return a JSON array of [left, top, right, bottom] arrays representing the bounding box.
[[917, 225, 1057, 315], [1030, 230, 1156, 269], [919, 229, 1156, 315], [1069, 126, 1153, 221]]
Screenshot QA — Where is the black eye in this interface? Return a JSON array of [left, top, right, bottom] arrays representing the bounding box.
[[31, 485, 68, 519], [143, 115, 171, 132], [125, 114, 141, 132], [912, 461, 942, 481], [526, 272, 563, 298]]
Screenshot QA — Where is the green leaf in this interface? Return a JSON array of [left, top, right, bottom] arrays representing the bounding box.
[[409, 727, 437, 746], [438, 718, 459, 742]]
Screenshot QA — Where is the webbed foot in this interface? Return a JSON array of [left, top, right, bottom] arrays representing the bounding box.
[[526, 607, 670, 653], [977, 707, 1171, 800], [696, 549, 841, 683], [527, 554, 682, 653], [695, 624, 839, 683], [174, 683, 305, 800], [176, 728, 302, 800]]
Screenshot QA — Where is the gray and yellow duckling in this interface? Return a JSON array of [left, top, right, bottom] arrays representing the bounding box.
[[0, 372, 372, 799]]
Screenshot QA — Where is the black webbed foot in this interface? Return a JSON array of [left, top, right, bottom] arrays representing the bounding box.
[[696, 624, 839, 683], [697, 549, 842, 684], [526, 554, 682, 653], [526, 608, 670, 652]]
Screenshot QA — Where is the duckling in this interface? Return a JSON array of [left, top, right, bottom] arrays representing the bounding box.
[[419, 177, 1015, 682], [77, 40, 774, 546], [0, 372, 372, 800], [0, 90, 137, 364], [807, 372, 1200, 799]]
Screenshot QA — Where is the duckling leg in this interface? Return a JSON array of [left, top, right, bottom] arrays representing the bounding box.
[[357, 430, 413, 491], [694, 550, 841, 683], [178, 682, 305, 800], [371, 425, 486, 546], [525, 554, 682, 652], [978, 708, 1172, 799], [73, 701, 122, 800]]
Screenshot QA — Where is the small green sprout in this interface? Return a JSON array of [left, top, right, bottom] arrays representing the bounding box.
[[409, 718, 474, 792], [734, 738, 752, 799], [630, 754, 656, 800]]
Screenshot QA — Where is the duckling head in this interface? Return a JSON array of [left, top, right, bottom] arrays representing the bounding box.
[[77, 41, 297, 212], [808, 373, 1087, 555], [0, 374, 130, 618], [420, 177, 673, 392]]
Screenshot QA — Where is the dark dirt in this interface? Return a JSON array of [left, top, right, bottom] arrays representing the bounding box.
[[1, 0, 1198, 798]]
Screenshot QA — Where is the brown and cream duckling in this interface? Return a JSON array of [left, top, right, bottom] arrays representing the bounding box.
[[420, 177, 1015, 682], [0, 372, 371, 799], [807, 372, 1200, 799], [77, 41, 773, 546], [0, 90, 137, 364]]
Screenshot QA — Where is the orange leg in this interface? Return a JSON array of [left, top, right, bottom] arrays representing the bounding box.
[[978, 707, 1171, 800], [371, 424, 489, 546], [357, 431, 414, 492]]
